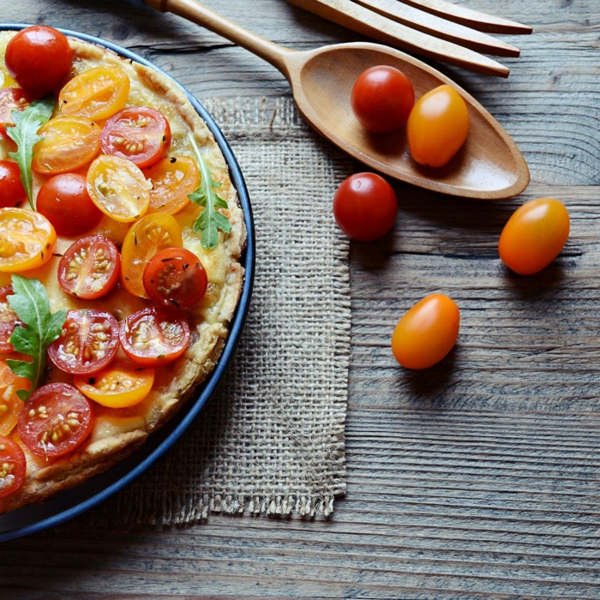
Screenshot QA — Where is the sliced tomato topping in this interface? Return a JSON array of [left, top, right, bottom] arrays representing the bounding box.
[[100, 106, 171, 168], [120, 307, 190, 367], [0, 208, 56, 273], [143, 247, 208, 310], [36, 173, 103, 237], [0, 88, 29, 135], [74, 363, 155, 408], [58, 235, 120, 300], [146, 155, 200, 214], [0, 287, 22, 356], [0, 436, 26, 498], [48, 309, 119, 376], [17, 383, 93, 459], [87, 154, 150, 222], [0, 361, 30, 436], [121, 212, 182, 298], [58, 65, 130, 122], [32, 116, 100, 175]]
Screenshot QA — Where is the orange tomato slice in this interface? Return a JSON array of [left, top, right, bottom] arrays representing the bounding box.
[[32, 116, 101, 174], [0, 208, 56, 272], [86, 154, 150, 223], [74, 363, 155, 408], [0, 360, 30, 436], [58, 66, 130, 122], [120, 212, 182, 298], [146, 155, 200, 214]]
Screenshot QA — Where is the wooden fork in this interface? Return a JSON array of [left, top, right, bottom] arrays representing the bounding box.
[[286, 0, 532, 77]]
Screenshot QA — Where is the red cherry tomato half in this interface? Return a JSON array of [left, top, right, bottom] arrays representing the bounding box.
[[17, 383, 93, 459], [499, 197, 570, 276], [0, 160, 26, 208], [5, 26, 73, 96], [0, 286, 21, 356], [333, 172, 398, 241], [100, 106, 171, 168], [58, 235, 120, 300], [48, 309, 120, 375], [0, 436, 26, 498], [36, 173, 103, 236], [0, 88, 29, 135], [351, 65, 415, 133], [143, 247, 208, 310], [120, 307, 191, 367], [391, 293, 460, 370]]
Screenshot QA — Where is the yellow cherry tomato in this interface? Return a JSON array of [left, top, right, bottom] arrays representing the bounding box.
[[146, 156, 200, 214], [87, 154, 150, 223], [121, 212, 183, 298], [499, 198, 570, 275], [391, 293, 460, 370], [32, 116, 101, 174], [407, 84, 469, 168], [0, 208, 56, 272], [74, 363, 155, 408], [58, 65, 130, 121], [0, 360, 30, 436]]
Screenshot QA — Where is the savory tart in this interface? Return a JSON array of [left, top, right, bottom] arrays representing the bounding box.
[[0, 26, 245, 513]]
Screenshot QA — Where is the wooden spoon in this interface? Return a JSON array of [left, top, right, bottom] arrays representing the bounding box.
[[143, 0, 530, 199]]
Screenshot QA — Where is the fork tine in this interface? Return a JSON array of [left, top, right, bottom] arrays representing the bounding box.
[[396, 0, 532, 34], [355, 0, 520, 56], [287, 0, 510, 76]]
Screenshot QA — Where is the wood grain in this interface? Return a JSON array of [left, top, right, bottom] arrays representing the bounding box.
[[1, 0, 599, 598]]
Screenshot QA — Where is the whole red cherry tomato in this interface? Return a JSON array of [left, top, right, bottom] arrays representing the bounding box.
[[36, 173, 102, 237], [0, 160, 26, 208], [499, 198, 570, 275], [351, 65, 414, 133], [407, 84, 469, 168], [391, 294, 460, 370], [333, 172, 398, 241], [5, 25, 73, 96]]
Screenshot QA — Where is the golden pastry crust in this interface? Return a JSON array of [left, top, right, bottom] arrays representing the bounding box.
[[0, 33, 246, 514]]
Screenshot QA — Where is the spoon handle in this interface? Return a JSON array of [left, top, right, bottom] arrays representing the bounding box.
[[142, 0, 293, 77]]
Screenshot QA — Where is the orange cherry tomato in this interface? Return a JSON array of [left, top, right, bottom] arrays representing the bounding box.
[[32, 116, 101, 174], [0, 88, 29, 135], [146, 156, 200, 214], [86, 154, 150, 222], [74, 363, 155, 408], [407, 84, 469, 168], [120, 212, 182, 298], [0, 361, 31, 436], [0, 208, 56, 272], [391, 293, 460, 370], [58, 66, 130, 121], [499, 198, 570, 276]]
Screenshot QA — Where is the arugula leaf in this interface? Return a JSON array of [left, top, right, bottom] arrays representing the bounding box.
[[6, 97, 56, 209], [6, 275, 67, 400], [187, 134, 232, 250]]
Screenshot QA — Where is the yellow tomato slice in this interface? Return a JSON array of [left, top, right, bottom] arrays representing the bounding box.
[[87, 154, 150, 223], [0, 208, 56, 272], [0, 360, 30, 436], [58, 66, 130, 121], [32, 116, 101, 174], [74, 364, 155, 408], [146, 156, 200, 214], [121, 212, 182, 298]]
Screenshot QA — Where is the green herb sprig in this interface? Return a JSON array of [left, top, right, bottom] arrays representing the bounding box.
[[187, 134, 232, 250], [6, 275, 67, 400], [6, 97, 56, 209]]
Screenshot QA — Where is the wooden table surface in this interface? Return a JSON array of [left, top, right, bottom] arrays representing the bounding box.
[[1, 0, 599, 598]]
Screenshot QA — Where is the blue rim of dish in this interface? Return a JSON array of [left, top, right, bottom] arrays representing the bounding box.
[[0, 24, 255, 543]]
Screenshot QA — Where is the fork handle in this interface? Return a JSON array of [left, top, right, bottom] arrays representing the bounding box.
[[142, 0, 292, 76]]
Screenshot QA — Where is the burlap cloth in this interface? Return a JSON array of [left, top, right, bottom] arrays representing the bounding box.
[[101, 96, 352, 524]]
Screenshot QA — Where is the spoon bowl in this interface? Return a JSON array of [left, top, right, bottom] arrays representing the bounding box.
[[145, 0, 530, 199]]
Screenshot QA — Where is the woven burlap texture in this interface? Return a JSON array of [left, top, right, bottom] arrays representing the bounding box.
[[106, 96, 352, 524]]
